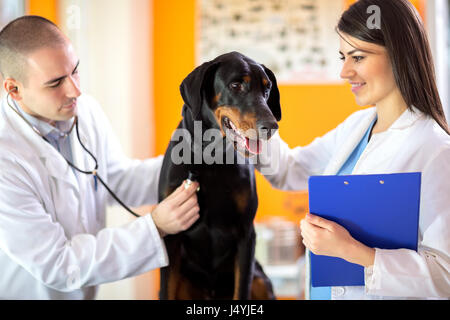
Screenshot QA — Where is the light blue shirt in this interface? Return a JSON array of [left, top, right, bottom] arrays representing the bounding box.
[[13, 101, 76, 174], [309, 116, 377, 300]]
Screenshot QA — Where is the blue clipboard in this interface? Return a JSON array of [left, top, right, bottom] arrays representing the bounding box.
[[308, 172, 421, 287]]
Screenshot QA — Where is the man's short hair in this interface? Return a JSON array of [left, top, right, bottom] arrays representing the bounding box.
[[0, 15, 66, 84]]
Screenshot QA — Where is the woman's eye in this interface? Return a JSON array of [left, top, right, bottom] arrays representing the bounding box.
[[339, 56, 365, 63], [230, 82, 243, 91]]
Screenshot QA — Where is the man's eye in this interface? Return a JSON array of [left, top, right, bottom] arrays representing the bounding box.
[[49, 81, 62, 88]]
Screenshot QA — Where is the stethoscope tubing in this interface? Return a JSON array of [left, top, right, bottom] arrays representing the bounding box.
[[6, 91, 141, 218]]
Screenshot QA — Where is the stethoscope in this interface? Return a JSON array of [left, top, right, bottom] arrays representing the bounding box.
[[6, 88, 141, 218]]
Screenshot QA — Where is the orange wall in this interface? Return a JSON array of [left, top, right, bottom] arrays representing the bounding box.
[[153, 1, 196, 155], [26, 0, 59, 24]]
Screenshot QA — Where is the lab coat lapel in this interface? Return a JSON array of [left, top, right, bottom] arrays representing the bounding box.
[[323, 108, 377, 175], [42, 150, 79, 191], [1, 97, 79, 190], [351, 106, 425, 174]]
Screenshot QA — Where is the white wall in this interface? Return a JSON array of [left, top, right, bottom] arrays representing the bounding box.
[[427, 0, 450, 122], [59, 0, 156, 299], [0, 0, 26, 98]]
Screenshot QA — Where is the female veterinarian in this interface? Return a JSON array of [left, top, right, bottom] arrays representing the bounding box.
[[258, 0, 450, 299]]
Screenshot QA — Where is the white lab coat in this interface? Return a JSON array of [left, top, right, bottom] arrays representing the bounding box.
[[257, 106, 450, 299], [0, 94, 167, 299]]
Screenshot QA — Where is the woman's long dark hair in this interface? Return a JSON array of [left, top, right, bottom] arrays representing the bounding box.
[[337, 0, 449, 135]]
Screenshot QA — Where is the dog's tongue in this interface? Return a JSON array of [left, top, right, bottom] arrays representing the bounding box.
[[245, 137, 262, 154]]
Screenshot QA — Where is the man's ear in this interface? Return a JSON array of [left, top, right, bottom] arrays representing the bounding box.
[[179, 60, 220, 120], [262, 65, 281, 122], [4, 78, 22, 101]]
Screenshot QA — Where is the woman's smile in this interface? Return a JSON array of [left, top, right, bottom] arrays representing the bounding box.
[[350, 82, 366, 93]]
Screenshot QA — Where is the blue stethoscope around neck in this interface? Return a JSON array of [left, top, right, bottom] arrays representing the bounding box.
[[6, 87, 141, 218]]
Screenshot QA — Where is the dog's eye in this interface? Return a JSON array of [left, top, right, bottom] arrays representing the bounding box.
[[229, 82, 244, 92]]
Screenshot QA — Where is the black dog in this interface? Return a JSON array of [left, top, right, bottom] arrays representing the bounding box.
[[158, 51, 281, 300]]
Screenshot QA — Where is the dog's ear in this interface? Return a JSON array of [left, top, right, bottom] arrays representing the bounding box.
[[262, 65, 281, 121], [180, 60, 220, 120]]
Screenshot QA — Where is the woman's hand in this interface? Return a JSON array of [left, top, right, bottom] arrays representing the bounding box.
[[300, 213, 375, 267]]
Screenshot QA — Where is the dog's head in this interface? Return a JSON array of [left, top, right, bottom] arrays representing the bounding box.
[[180, 51, 281, 157]]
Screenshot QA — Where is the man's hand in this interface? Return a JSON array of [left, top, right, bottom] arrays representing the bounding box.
[[151, 181, 200, 237]]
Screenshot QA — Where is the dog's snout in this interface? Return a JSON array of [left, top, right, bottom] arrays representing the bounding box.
[[257, 120, 278, 139]]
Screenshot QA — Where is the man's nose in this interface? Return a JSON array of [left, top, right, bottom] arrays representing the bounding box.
[[66, 75, 81, 98]]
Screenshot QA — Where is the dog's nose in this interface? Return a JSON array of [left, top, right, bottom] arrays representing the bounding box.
[[257, 120, 279, 140]]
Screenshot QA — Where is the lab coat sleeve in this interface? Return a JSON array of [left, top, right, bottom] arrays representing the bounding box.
[[0, 159, 168, 292], [254, 127, 338, 191], [87, 97, 163, 207], [365, 147, 450, 298]]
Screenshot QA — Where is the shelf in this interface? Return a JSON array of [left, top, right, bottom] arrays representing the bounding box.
[[263, 263, 300, 278]]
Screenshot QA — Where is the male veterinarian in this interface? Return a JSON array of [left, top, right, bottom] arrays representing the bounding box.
[[0, 16, 199, 299]]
